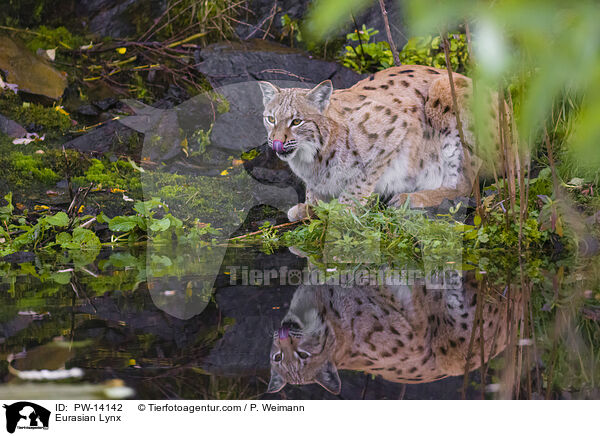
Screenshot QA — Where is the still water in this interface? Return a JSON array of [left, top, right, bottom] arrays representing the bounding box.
[[1, 243, 598, 400]]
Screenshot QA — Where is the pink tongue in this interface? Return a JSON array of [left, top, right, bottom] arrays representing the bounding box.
[[272, 140, 284, 153], [278, 326, 290, 340]]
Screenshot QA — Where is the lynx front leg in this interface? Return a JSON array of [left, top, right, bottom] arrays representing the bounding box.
[[339, 180, 376, 207], [287, 189, 322, 221]]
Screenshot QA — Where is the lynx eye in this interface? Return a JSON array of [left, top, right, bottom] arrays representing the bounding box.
[[273, 352, 283, 362], [266, 115, 275, 123], [291, 118, 303, 126], [297, 351, 310, 359]]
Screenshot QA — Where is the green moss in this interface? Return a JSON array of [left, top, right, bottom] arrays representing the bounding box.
[[13, 152, 60, 184], [143, 169, 250, 227], [24, 25, 85, 52], [0, 133, 90, 203], [1, 151, 61, 189], [0, 92, 71, 137], [73, 158, 142, 195]]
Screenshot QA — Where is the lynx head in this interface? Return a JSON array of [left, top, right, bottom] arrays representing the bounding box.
[[267, 306, 341, 395], [258, 80, 333, 163]]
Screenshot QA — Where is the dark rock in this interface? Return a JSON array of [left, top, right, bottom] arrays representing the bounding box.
[[203, 285, 296, 376], [0, 251, 37, 264], [78, 0, 167, 38], [92, 97, 119, 112], [153, 85, 191, 110], [0, 114, 27, 138], [235, 0, 406, 50], [76, 104, 101, 117], [63, 120, 135, 155], [196, 39, 366, 90], [244, 145, 305, 201], [118, 99, 208, 162], [195, 40, 365, 152]]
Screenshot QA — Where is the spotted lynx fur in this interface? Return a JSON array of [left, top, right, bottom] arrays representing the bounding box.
[[259, 65, 507, 221], [267, 274, 519, 394]]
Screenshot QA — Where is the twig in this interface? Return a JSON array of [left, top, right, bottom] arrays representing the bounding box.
[[351, 14, 367, 71], [544, 127, 560, 192], [166, 32, 208, 48], [140, 0, 188, 41], [462, 279, 484, 399], [244, 1, 277, 40], [463, 21, 482, 218], [377, 0, 400, 66], [67, 183, 94, 218], [62, 146, 74, 202], [440, 33, 468, 151], [261, 1, 278, 41], [0, 25, 42, 36], [79, 217, 97, 229], [227, 220, 304, 241]]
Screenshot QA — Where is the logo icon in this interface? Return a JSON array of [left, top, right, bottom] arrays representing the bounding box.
[[3, 402, 50, 434]]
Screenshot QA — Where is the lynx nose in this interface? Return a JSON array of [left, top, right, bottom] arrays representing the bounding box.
[[272, 139, 284, 153]]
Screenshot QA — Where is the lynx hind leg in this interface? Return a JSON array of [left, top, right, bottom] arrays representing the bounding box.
[[389, 186, 470, 209], [425, 75, 512, 178]]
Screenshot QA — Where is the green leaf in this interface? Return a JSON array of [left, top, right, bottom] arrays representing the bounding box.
[[108, 216, 139, 232], [0, 192, 14, 220], [51, 271, 72, 284], [71, 227, 101, 250], [56, 232, 72, 245], [149, 217, 171, 232], [45, 212, 69, 227], [96, 211, 111, 224]]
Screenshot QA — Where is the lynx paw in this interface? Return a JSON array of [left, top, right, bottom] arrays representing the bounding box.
[[287, 203, 312, 222]]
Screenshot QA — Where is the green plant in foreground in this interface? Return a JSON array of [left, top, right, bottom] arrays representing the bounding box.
[[0, 194, 101, 257], [0, 194, 222, 258], [245, 192, 564, 271]]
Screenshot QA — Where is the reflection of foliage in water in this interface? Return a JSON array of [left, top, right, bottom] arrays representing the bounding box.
[[0, 245, 256, 399]]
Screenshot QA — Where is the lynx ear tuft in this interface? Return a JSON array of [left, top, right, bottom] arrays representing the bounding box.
[[258, 81, 280, 107], [306, 80, 333, 113], [314, 360, 341, 395], [266, 369, 287, 393]]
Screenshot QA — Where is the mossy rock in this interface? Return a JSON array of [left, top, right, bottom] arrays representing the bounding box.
[[0, 36, 67, 100]]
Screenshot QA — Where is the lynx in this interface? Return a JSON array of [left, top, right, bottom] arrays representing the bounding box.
[[258, 65, 506, 221], [267, 273, 519, 395]]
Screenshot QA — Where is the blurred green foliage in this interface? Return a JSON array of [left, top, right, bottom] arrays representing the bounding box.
[[399, 33, 470, 74], [340, 25, 393, 73], [308, 0, 600, 176], [0, 0, 47, 27]]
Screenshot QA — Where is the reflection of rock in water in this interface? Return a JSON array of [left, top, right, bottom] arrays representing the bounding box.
[[267, 272, 519, 394]]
